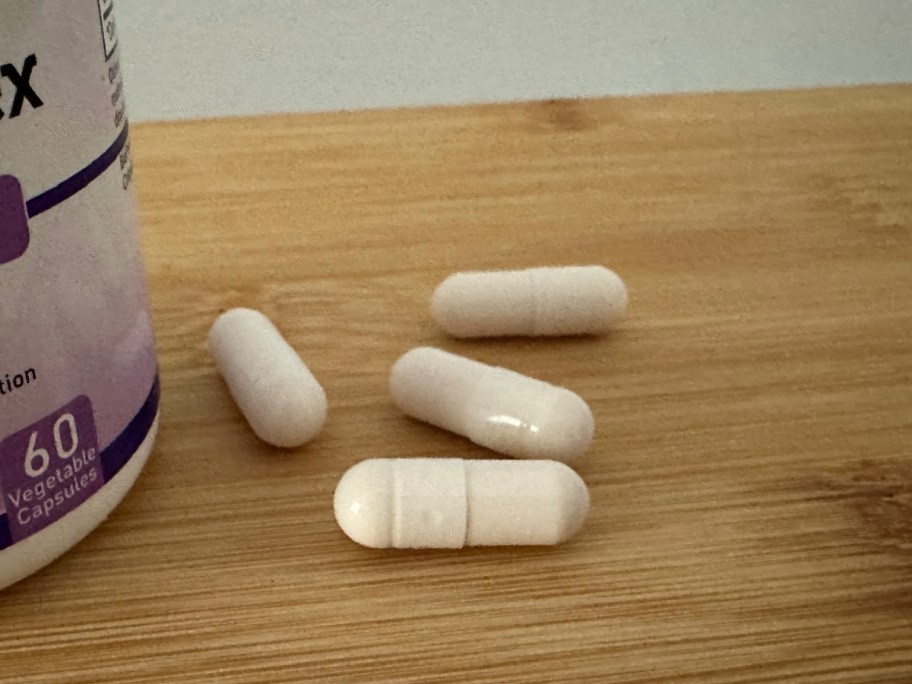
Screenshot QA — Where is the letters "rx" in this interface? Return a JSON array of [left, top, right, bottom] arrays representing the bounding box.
[[0, 54, 44, 120]]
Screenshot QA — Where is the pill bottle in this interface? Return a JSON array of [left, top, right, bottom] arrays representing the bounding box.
[[0, 0, 159, 590]]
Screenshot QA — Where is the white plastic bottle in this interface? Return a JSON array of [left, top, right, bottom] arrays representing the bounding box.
[[0, 0, 159, 589]]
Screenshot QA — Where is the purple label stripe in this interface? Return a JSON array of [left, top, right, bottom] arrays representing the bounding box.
[[0, 374, 159, 551], [100, 374, 160, 481], [25, 122, 130, 218]]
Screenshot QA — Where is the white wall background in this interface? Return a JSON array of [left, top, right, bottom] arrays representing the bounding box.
[[117, 0, 912, 122]]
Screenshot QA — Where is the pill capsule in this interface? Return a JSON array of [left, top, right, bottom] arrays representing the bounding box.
[[432, 265, 627, 337], [208, 308, 327, 447], [334, 458, 590, 548], [390, 347, 594, 463]]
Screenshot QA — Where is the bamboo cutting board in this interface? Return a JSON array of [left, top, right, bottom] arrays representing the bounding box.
[[2, 85, 912, 683]]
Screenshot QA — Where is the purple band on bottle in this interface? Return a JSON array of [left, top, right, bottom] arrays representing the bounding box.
[[25, 122, 130, 219]]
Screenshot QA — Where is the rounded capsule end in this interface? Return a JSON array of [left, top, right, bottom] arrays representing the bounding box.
[[207, 307, 262, 352], [389, 347, 453, 426], [475, 384, 594, 463], [552, 461, 591, 543], [538, 390, 595, 463], [591, 266, 628, 328], [253, 383, 328, 449], [334, 459, 394, 548], [388, 347, 428, 406], [431, 274, 475, 337]]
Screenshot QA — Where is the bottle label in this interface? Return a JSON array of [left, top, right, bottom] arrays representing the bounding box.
[[0, 0, 159, 550]]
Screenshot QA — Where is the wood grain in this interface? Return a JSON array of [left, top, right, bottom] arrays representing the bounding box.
[[2, 85, 912, 683]]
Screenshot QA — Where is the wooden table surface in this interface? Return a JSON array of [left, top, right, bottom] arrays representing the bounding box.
[[2, 85, 911, 683]]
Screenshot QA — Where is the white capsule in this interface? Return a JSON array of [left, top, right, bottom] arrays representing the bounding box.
[[208, 308, 327, 448], [432, 265, 627, 338], [390, 347, 594, 463], [334, 458, 589, 548]]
